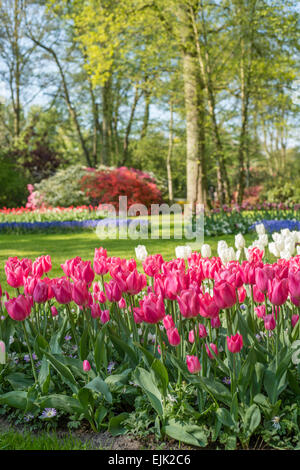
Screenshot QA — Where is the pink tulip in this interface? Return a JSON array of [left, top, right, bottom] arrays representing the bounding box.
[[199, 293, 220, 318], [72, 280, 89, 307], [253, 285, 265, 303], [100, 309, 110, 324], [33, 280, 49, 304], [186, 355, 201, 374], [188, 324, 207, 343], [118, 297, 126, 309], [105, 279, 122, 303], [227, 333, 243, 353], [264, 314, 276, 330], [5, 295, 32, 321], [83, 360, 91, 372], [52, 278, 72, 304], [163, 315, 175, 330], [292, 314, 299, 328], [167, 327, 181, 346], [211, 315, 221, 328], [90, 303, 101, 319], [51, 306, 58, 317], [205, 342, 218, 359], [138, 293, 165, 324], [255, 305, 266, 319], [288, 271, 300, 300], [213, 280, 237, 310], [177, 289, 201, 318], [267, 278, 288, 306]]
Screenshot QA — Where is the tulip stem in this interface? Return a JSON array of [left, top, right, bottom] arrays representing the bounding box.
[[22, 321, 38, 386], [66, 304, 79, 350]]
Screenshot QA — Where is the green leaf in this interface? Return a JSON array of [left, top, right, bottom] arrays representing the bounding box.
[[133, 342, 156, 368], [109, 332, 138, 366], [84, 376, 113, 404], [95, 405, 108, 429], [195, 376, 232, 406], [94, 328, 108, 372], [163, 419, 207, 447], [151, 359, 169, 396], [6, 372, 34, 391], [216, 407, 235, 428], [79, 327, 89, 361], [0, 391, 28, 410], [133, 367, 163, 417], [108, 413, 129, 436], [38, 356, 50, 394], [243, 404, 261, 435], [41, 349, 78, 393], [34, 335, 49, 359], [38, 394, 83, 414]]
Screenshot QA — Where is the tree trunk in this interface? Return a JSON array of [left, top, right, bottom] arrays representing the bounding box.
[[122, 85, 140, 163], [140, 90, 151, 139], [102, 77, 112, 166], [166, 100, 174, 203]]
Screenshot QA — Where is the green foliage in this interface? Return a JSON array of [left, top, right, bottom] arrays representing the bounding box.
[[0, 154, 28, 207], [34, 165, 90, 207]]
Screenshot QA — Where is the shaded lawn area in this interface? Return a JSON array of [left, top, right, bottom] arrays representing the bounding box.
[[0, 231, 257, 285]]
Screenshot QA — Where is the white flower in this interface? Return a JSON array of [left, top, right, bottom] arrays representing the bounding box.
[[235, 233, 245, 250], [201, 244, 211, 258], [135, 245, 148, 261], [271, 416, 281, 430], [268, 242, 280, 258], [255, 223, 265, 235], [217, 240, 228, 258], [258, 234, 268, 247], [175, 245, 192, 260]]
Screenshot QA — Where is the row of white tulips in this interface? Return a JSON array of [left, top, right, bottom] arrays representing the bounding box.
[[135, 223, 300, 263]]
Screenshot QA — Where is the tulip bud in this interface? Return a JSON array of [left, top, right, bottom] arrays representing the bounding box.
[[51, 306, 58, 317], [167, 327, 181, 346], [186, 355, 201, 374], [83, 360, 91, 372], [205, 342, 218, 359], [264, 314, 276, 331]]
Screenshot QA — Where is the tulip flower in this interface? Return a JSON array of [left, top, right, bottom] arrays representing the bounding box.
[[292, 314, 299, 328], [267, 278, 288, 306], [105, 279, 122, 303], [138, 293, 165, 324], [33, 280, 49, 304], [51, 305, 58, 317], [213, 280, 237, 310], [186, 355, 201, 374], [205, 343, 218, 359], [255, 305, 266, 319], [72, 280, 89, 307], [188, 324, 207, 343], [167, 327, 181, 346], [100, 309, 110, 324], [83, 360, 91, 372], [227, 333, 243, 353], [177, 289, 201, 318], [264, 314, 276, 331], [52, 278, 72, 304], [163, 315, 175, 330], [5, 295, 32, 321]]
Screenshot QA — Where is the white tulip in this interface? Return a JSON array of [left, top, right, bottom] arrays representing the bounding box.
[[258, 234, 268, 247], [235, 233, 245, 250], [217, 240, 228, 258], [201, 244, 211, 258], [255, 223, 265, 235], [135, 245, 148, 261], [269, 242, 280, 258], [175, 245, 192, 260]]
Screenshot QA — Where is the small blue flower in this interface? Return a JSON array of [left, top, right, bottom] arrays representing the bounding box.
[[222, 377, 231, 385], [40, 408, 57, 419]]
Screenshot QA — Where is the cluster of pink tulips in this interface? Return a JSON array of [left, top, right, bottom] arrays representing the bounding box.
[[1, 245, 299, 383]]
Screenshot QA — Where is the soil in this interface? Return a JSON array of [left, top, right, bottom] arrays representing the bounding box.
[[0, 416, 195, 450]]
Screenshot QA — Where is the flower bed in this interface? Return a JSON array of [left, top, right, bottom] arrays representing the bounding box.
[[0, 246, 299, 449]]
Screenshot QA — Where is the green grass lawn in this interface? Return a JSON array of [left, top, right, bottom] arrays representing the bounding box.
[[0, 230, 257, 286]]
